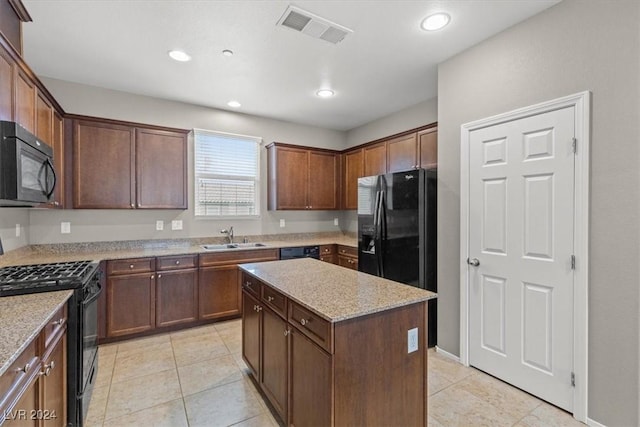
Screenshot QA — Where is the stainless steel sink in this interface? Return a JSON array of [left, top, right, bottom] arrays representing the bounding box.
[[201, 243, 267, 251]]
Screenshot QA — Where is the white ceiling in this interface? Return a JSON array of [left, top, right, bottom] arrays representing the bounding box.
[[21, 0, 559, 131]]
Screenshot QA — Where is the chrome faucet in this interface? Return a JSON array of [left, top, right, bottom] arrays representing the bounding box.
[[220, 226, 234, 244]]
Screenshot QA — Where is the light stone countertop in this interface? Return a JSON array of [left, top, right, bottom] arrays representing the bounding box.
[[0, 290, 73, 376], [239, 258, 437, 323], [0, 235, 357, 268]]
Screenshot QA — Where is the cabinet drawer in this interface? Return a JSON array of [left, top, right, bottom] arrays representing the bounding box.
[[156, 254, 198, 271], [262, 285, 286, 318], [337, 245, 357, 258], [319, 254, 337, 264], [199, 249, 279, 267], [43, 305, 68, 349], [0, 340, 38, 403], [241, 273, 261, 298], [319, 245, 335, 255], [107, 258, 155, 275], [338, 255, 358, 270], [289, 302, 333, 353]]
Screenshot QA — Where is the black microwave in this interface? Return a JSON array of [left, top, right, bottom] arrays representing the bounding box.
[[0, 121, 56, 206]]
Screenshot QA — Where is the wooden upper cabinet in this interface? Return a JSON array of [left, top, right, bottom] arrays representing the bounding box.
[[268, 145, 308, 210], [73, 120, 135, 209], [308, 150, 338, 209], [0, 46, 14, 121], [135, 128, 187, 209], [35, 89, 53, 144], [342, 149, 363, 210], [50, 111, 64, 208], [267, 143, 339, 210], [387, 132, 418, 173], [418, 127, 437, 168], [363, 142, 386, 177], [14, 68, 35, 133]]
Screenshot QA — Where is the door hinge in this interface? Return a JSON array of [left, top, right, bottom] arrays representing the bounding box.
[[571, 372, 575, 387], [570, 255, 576, 270], [571, 137, 577, 154]]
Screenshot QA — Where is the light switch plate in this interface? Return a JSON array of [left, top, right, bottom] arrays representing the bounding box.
[[156, 220, 164, 231], [171, 220, 183, 230], [61, 222, 71, 234], [15, 224, 20, 237], [279, 219, 285, 228], [408, 328, 418, 353]]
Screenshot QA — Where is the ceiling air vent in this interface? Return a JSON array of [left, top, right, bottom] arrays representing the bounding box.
[[277, 5, 353, 44]]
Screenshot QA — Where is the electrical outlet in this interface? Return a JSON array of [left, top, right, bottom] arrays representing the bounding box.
[[279, 219, 285, 228], [171, 220, 183, 230], [61, 222, 71, 234], [408, 328, 418, 353], [333, 218, 339, 226], [15, 224, 20, 237], [156, 220, 164, 231]]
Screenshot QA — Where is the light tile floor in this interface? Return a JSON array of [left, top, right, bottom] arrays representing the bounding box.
[[86, 319, 585, 427]]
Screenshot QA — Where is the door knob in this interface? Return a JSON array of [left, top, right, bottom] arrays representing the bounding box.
[[467, 258, 480, 267]]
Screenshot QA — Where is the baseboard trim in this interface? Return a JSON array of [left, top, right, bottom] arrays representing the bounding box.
[[587, 417, 606, 427], [435, 346, 460, 363]]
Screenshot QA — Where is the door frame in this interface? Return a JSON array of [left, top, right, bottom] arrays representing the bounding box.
[[459, 91, 590, 422]]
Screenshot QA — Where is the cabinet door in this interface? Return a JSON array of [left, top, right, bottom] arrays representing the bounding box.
[[135, 128, 187, 209], [14, 69, 35, 134], [418, 127, 437, 169], [273, 146, 308, 209], [41, 332, 67, 427], [308, 150, 338, 209], [363, 142, 386, 176], [3, 378, 39, 427], [261, 307, 288, 420], [156, 269, 198, 328], [73, 120, 135, 209], [107, 272, 155, 337], [289, 330, 332, 427], [242, 291, 261, 377], [35, 90, 53, 144], [50, 112, 64, 208], [0, 47, 14, 121], [387, 133, 418, 173], [199, 265, 241, 320], [343, 149, 363, 210]]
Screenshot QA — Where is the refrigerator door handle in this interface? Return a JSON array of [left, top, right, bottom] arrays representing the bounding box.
[[372, 190, 381, 238], [377, 190, 386, 277]]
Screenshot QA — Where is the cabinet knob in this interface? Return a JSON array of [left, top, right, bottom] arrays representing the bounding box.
[[266, 296, 274, 302], [52, 318, 64, 326], [157, 274, 162, 278], [175, 260, 180, 265], [151, 274, 155, 279], [257, 306, 262, 312], [300, 318, 308, 326], [131, 203, 135, 208], [129, 264, 134, 269], [284, 329, 290, 336], [245, 281, 252, 287], [17, 363, 30, 374]]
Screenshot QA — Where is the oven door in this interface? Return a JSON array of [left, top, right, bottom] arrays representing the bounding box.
[[80, 277, 101, 418], [15, 138, 56, 204]]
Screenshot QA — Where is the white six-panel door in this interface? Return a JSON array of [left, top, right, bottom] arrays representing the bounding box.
[[468, 106, 575, 411]]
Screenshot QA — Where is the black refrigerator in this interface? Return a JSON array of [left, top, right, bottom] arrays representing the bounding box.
[[357, 168, 437, 346]]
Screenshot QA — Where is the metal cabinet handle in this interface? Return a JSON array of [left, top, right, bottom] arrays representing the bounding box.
[[467, 258, 480, 267], [18, 363, 30, 374], [266, 296, 274, 302], [41, 360, 55, 376], [300, 318, 308, 326]]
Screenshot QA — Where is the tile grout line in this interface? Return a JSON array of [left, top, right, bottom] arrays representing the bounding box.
[[168, 331, 191, 427]]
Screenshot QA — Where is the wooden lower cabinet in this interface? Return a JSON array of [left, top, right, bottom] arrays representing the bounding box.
[[107, 272, 156, 337], [260, 306, 288, 420], [40, 331, 67, 427], [3, 379, 39, 427], [242, 291, 261, 377], [337, 245, 358, 270], [199, 265, 241, 320], [289, 330, 332, 427], [156, 269, 198, 327]]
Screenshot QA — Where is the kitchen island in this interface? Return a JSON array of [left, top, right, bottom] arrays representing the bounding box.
[[239, 258, 436, 427]]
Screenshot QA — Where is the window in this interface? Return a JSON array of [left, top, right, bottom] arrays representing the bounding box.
[[194, 129, 261, 217]]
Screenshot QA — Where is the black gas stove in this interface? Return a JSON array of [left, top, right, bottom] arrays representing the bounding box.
[[0, 260, 101, 427], [0, 260, 98, 296]]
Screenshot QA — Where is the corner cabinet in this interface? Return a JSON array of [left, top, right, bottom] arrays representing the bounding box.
[[267, 143, 340, 210], [72, 117, 188, 209]]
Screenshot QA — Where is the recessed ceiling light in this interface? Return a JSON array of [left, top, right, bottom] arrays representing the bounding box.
[[168, 50, 191, 62], [421, 13, 450, 31], [316, 89, 335, 98], [227, 100, 241, 108], [222, 49, 234, 57]]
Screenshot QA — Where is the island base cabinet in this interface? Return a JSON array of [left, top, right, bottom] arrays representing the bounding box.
[[3, 379, 39, 427], [242, 291, 261, 377], [289, 330, 332, 427], [261, 307, 288, 421], [40, 332, 67, 427]]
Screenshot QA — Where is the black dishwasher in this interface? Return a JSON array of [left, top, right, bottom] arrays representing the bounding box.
[[279, 246, 320, 260]]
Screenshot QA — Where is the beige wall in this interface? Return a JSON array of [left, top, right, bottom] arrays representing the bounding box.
[[345, 97, 437, 148], [437, 1, 640, 425], [28, 79, 346, 244], [0, 209, 29, 251]]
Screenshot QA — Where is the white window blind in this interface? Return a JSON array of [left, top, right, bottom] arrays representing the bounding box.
[[194, 129, 261, 217]]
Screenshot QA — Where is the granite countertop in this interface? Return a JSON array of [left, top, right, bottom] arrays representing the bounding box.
[[239, 258, 436, 323], [0, 235, 358, 268], [0, 290, 73, 376]]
